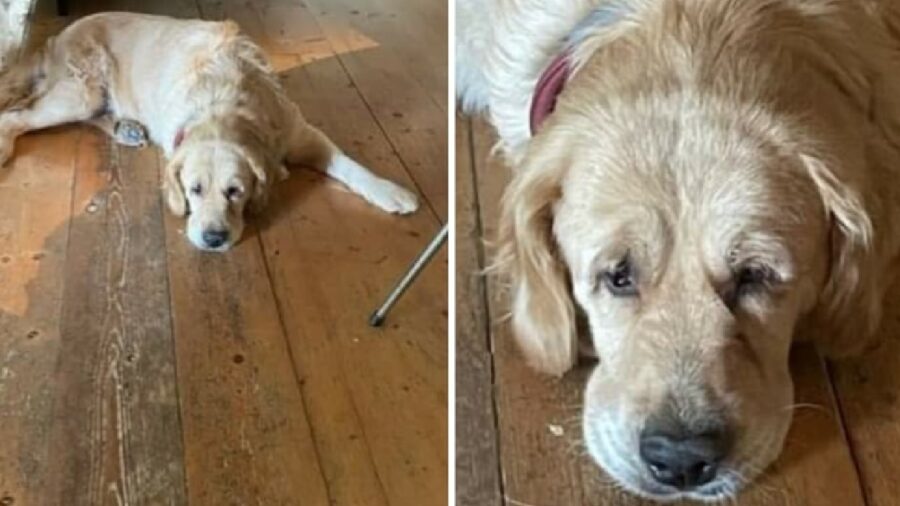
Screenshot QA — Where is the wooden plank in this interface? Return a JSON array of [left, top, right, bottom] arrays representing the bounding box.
[[828, 278, 900, 506], [470, 119, 865, 505], [163, 206, 331, 505], [0, 129, 78, 506], [257, 43, 448, 506], [3, 9, 186, 505], [40, 129, 188, 505], [302, 0, 446, 108], [454, 116, 503, 506]]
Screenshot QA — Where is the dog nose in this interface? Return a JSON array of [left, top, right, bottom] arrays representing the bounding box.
[[639, 429, 728, 489], [202, 229, 230, 248]]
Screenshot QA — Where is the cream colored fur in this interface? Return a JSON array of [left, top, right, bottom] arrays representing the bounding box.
[[459, 0, 900, 500], [0, 12, 418, 251]]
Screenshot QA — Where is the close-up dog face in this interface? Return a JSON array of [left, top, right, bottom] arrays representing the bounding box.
[[497, 97, 864, 500], [164, 141, 268, 251]]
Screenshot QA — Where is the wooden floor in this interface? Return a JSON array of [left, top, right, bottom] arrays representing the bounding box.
[[456, 117, 900, 506], [0, 0, 447, 505]]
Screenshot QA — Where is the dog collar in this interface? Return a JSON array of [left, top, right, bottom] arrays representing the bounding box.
[[173, 128, 187, 150], [529, 4, 628, 134], [530, 50, 572, 134]]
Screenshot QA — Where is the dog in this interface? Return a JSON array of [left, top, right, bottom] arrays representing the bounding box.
[[0, 12, 419, 251], [458, 0, 900, 501]]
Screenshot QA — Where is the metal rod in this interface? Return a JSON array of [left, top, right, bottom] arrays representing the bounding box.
[[369, 224, 448, 327]]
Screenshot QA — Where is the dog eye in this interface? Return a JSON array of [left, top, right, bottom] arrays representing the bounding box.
[[190, 183, 202, 196], [601, 258, 638, 297], [225, 186, 243, 199], [736, 265, 771, 292], [727, 265, 777, 308]]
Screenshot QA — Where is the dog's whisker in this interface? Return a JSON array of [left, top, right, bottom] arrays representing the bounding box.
[[780, 402, 829, 414]]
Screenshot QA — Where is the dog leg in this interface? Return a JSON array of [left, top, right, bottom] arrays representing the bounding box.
[[0, 78, 104, 166], [286, 122, 419, 214]]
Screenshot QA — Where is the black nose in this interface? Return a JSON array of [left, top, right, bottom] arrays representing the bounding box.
[[639, 429, 729, 489], [202, 229, 230, 248]]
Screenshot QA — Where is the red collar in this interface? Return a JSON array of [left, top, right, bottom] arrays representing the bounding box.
[[173, 128, 187, 150], [529, 5, 625, 134], [529, 50, 573, 134]]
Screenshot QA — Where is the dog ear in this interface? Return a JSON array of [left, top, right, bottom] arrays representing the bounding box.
[[246, 150, 269, 211], [496, 149, 576, 377], [163, 151, 187, 216], [243, 148, 288, 214], [802, 153, 880, 356]]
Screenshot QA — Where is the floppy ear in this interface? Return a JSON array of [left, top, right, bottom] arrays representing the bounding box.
[[496, 151, 576, 376], [802, 154, 880, 356], [163, 151, 187, 216], [246, 150, 269, 211], [224, 113, 289, 214], [242, 147, 288, 214]]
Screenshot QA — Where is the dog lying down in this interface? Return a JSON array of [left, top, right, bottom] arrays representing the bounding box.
[[0, 12, 419, 251], [459, 0, 900, 502]]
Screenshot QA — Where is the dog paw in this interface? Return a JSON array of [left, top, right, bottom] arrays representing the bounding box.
[[113, 119, 149, 148], [364, 179, 419, 214]]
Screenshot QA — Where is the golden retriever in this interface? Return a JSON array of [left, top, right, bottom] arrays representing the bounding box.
[[0, 12, 419, 251], [458, 0, 900, 501]]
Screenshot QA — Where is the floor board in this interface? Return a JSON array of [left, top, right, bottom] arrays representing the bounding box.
[[45, 130, 187, 505], [0, 129, 80, 506], [261, 49, 448, 506], [454, 117, 502, 506], [165, 207, 330, 505]]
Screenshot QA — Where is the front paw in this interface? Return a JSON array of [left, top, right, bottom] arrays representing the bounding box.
[[365, 178, 419, 214]]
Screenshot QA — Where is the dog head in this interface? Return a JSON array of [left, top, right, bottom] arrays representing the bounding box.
[[163, 133, 286, 251], [497, 89, 873, 500]]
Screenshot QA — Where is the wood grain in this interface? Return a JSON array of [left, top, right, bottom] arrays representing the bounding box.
[[44, 130, 187, 505], [0, 129, 79, 506], [454, 117, 503, 506], [296, 0, 447, 108], [462, 118, 867, 506], [257, 50, 448, 506], [164, 207, 330, 505]]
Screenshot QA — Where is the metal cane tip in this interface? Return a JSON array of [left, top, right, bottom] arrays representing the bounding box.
[[369, 312, 386, 327]]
